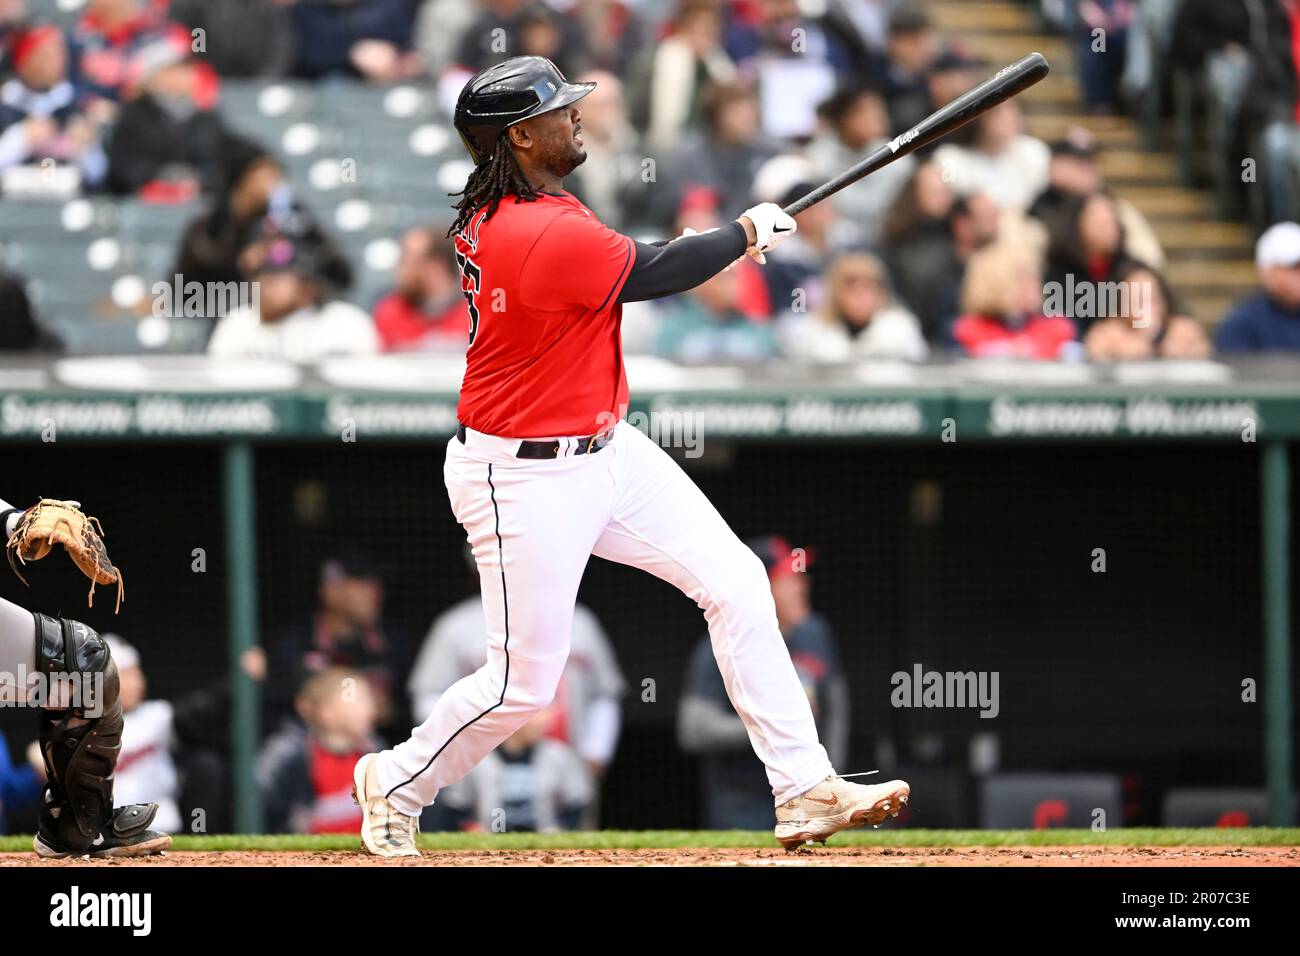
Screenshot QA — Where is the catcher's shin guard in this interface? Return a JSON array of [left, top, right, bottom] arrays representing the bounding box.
[[31, 613, 165, 856]]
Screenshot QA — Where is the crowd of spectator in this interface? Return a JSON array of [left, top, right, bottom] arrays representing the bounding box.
[[0, 0, 1299, 362]]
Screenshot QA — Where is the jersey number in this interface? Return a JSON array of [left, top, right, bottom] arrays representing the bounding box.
[[454, 250, 483, 345]]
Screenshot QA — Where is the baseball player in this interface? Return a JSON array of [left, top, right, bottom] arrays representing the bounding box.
[[353, 56, 909, 856], [0, 497, 171, 857]]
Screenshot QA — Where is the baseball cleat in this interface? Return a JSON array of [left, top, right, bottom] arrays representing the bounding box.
[[34, 803, 172, 859], [774, 775, 910, 849], [352, 752, 420, 858]]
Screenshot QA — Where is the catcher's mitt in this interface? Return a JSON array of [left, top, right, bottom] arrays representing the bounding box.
[[6, 499, 124, 612]]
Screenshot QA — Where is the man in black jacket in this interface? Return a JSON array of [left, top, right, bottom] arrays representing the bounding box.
[[104, 39, 228, 195], [0, 271, 63, 353], [169, 0, 295, 78]]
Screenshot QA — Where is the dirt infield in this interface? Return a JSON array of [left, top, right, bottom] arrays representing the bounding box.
[[2, 845, 1297, 867]]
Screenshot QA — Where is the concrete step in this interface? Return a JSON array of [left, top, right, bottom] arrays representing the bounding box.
[[963, 35, 1071, 66], [1166, 259, 1258, 292], [1192, 296, 1242, 325], [1025, 113, 1140, 148], [929, 1, 1035, 33], [1153, 221, 1253, 253], [1115, 186, 1214, 219], [1019, 72, 1085, 106], [1099, 149, 1177, 182]]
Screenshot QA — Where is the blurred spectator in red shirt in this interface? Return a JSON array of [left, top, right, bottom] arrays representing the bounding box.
[[953, 243, 1077, 359], [372, 227, 470, 352], [621, 184, 771, 353], [75, 0, 206, 103], [676, 184, 771, 319], [258, 668, 384, 834], [0, 0, 28, 64], [1043, 192, 1139, 336]]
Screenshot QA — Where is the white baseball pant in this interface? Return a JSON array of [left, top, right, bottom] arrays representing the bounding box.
[[375, 420, 834, 816], [0, 596, 36, 703]]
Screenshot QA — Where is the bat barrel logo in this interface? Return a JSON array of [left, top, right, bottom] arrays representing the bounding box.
[[887, 127, 920, 154]]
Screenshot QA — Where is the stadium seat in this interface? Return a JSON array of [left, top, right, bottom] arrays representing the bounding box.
[[312, 82, 440, 124], [219, 81, 318, 148], [47, 315, 157, 354], [979, 773, 1124, 829], [116, 201, 201, 244], [0, 200, 74, 239], [1161, 788, 1295, 827]]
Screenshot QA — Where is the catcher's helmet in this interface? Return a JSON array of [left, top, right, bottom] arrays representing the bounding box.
[[453, 56, 596, 165]]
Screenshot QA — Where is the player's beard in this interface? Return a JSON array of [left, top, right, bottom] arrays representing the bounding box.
[[540, 135, 586, 180]]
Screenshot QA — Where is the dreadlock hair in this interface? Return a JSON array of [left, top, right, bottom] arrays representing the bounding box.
[[447, 132, 539, 237]]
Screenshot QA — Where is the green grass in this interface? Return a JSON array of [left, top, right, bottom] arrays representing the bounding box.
[[3, 828, 1299, 853]]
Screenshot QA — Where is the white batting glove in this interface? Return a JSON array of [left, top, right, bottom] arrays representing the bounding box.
[[739, 202, 796, 264]]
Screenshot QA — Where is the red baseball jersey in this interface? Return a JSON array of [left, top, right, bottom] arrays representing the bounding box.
[[453, 191, 635, 438]]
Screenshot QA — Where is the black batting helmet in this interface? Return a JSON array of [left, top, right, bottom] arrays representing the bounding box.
[[453, 56, 596, 165]]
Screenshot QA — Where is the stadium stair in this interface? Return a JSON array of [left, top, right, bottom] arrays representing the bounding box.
[[927, 0, 1257, 326]]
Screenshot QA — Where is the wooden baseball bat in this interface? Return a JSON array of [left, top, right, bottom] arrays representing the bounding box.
[[782, 52, 1051, 217]]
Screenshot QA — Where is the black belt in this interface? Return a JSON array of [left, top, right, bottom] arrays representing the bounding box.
[[456, 422, 614, 459]]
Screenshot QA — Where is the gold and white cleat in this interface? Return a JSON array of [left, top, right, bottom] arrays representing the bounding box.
[[774, 775, 910, 849], [352, 753, 420, 858]]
